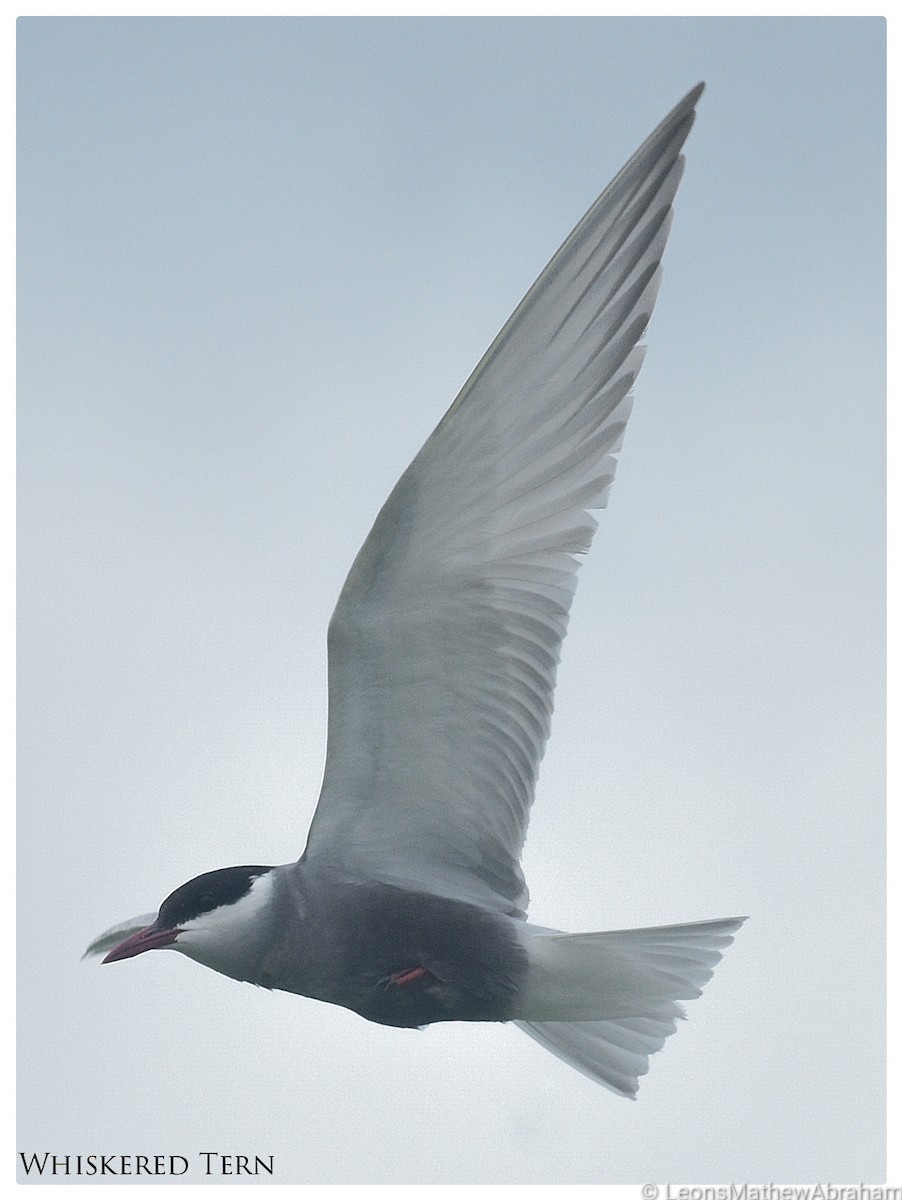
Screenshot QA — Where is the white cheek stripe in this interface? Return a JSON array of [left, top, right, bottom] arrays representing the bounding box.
[[177, 870, 276, 939]]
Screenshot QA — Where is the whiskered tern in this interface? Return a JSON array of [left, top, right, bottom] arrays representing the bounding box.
[[87, 83, 745, 1098]]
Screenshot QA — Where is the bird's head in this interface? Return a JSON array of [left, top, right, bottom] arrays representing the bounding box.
[[85, 865, 276, 980]]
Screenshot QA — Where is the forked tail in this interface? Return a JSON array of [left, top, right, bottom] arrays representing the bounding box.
[[513, 916, 746, 1097]]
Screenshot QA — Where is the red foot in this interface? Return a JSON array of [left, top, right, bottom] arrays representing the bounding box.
[[390, 966, 428, 986]]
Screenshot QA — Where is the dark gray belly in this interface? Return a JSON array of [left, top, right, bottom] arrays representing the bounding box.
[[268, 881, 528, 1029]]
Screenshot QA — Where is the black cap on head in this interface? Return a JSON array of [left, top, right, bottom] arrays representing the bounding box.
[[157, 866, 273, 929]]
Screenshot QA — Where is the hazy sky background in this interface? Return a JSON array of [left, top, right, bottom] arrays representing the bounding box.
[[18, 16, 885, 1185]]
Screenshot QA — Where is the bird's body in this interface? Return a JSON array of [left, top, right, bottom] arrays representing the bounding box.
[[87, 83, 746, 1098], [172, 866, 528, 1028]]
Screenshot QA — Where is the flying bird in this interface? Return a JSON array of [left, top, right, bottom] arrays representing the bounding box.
[[86, 83, 745, 1098]]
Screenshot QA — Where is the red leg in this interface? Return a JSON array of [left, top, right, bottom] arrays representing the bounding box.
[[389, 966, 429, 986]]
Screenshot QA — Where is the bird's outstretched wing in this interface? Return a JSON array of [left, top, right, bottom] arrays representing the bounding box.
[[303, 85, 704, 914]]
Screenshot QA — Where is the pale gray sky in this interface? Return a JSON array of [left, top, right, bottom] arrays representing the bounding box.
[[18, 16, 885, 1184]]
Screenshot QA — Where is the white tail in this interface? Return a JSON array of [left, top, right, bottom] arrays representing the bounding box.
[[513, 916, 746, 1097]]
